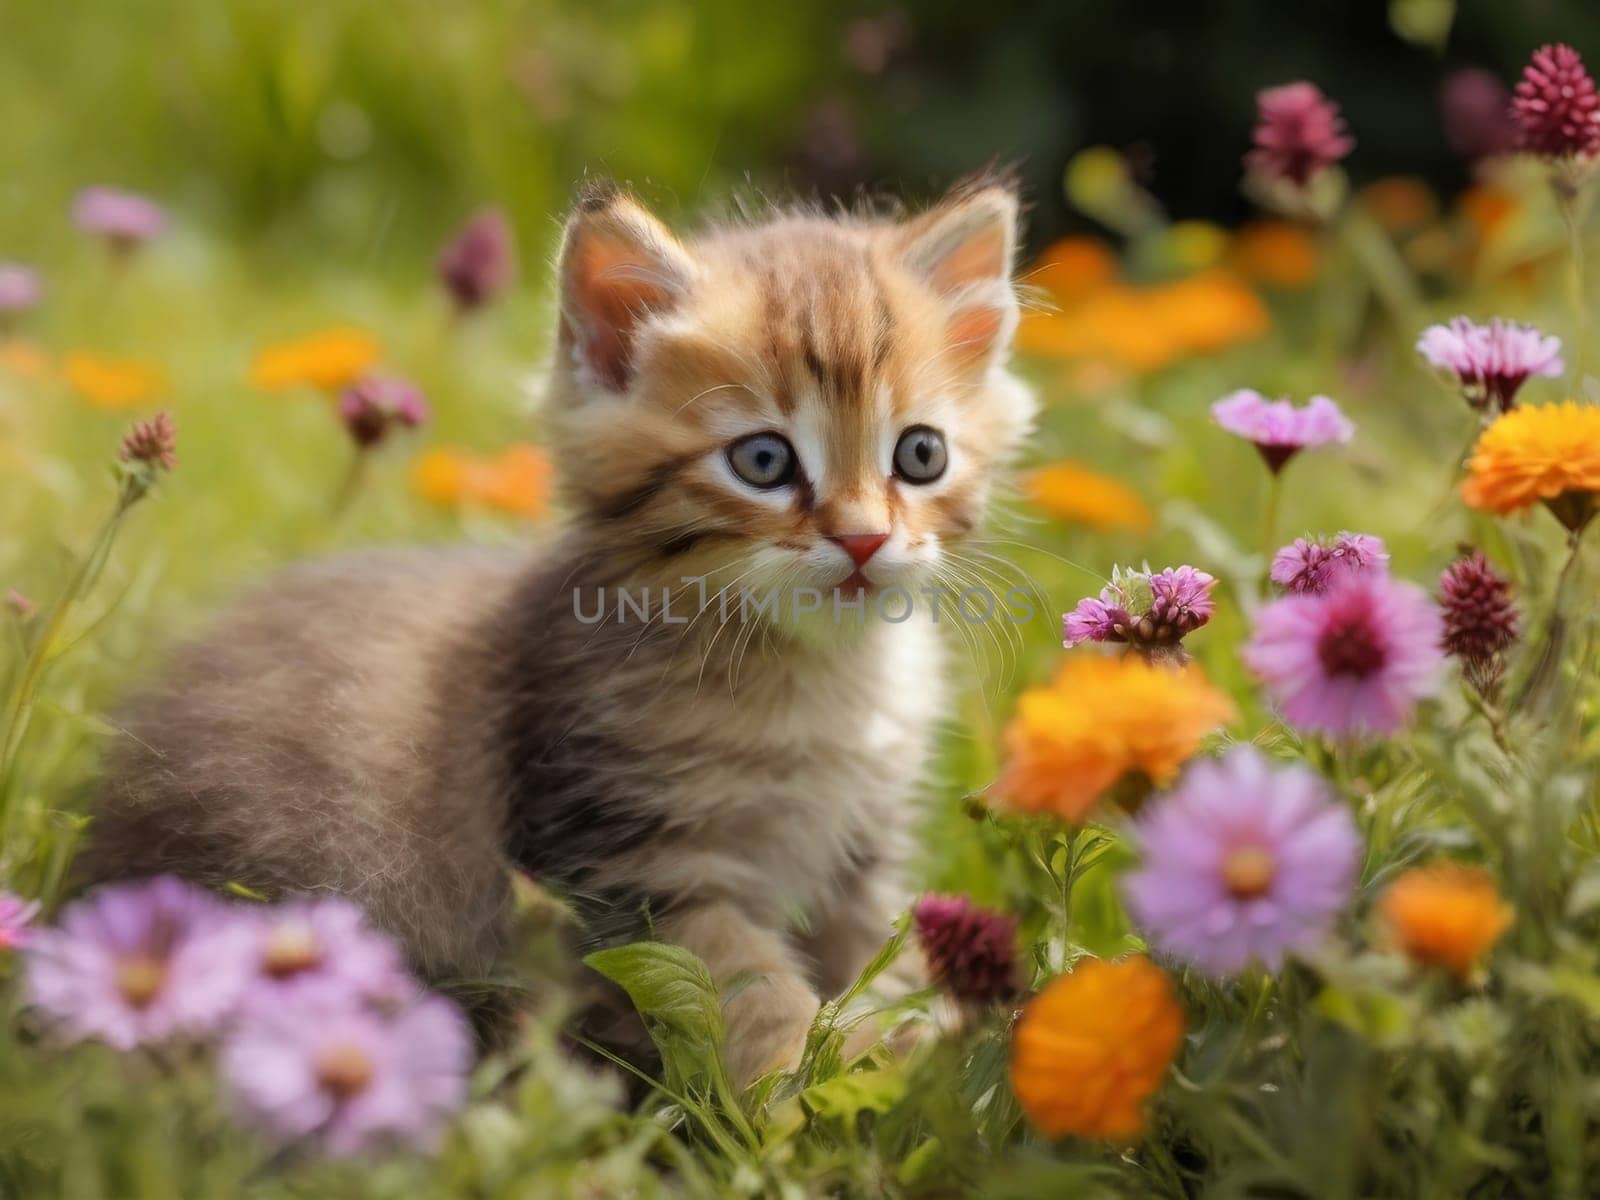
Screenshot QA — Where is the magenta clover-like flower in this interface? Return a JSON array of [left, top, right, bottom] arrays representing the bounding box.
[[1063, 565, 1217, 658], [1246, 81, 1355, 188], [1270, 532, 1389, 595]]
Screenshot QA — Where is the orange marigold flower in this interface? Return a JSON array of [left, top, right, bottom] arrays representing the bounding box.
[[1359, 176, 1439, 232], [1145, 271, 1269, 356], [1379, 864, 1512, 978], [62, 352, 166, 409], [997, 654, 1234, 823], [1011, 955, 1184, 1141], [412, 444, 552, 518], [1026, 236, 1119, 303], [1456, 185, 1520, 249], [249, 327, 381, 393], [1229, 220, 1321, 289], [1461, 402, 1600, 532], [1024, 462, 1154, 533], [0, 338, 52, 381]]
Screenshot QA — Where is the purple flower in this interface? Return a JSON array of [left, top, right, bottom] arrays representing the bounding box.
[[1063, 565, 1217, 654], [1416, 317, 1563, 413], [221, 993, 472, 1156], [912, 894, 1018, 1005], [1439, 69, 1517, 164], [244, 897, 413, 1011], [1212, 390, 1354, 472], [1245, 573, 1444, 737], [0, 263, 42, 316], [1246, 82, 1355, 187], [71, 187, 168, 249], [1123, 747, 1362, 975], [24, 877, 256, 1049], [0, 892, 40, 949], [1063, 594, 1132, 647], [437, 208, 516, 312], [1270, 532, 1389, 595], [338, 375, 429, 448]]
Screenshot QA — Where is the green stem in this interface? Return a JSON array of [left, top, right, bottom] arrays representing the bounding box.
[[329, 449, 370, 521], [1260, 471, 1284, 575], [0, 480, 139, 818], [1557, 183, 1591, 390], [1512, 527, 1588, 715], [1339, 204, 1423, 336]]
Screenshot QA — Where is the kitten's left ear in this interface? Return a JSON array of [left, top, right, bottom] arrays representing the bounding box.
[[896, 180, 1021, 371]]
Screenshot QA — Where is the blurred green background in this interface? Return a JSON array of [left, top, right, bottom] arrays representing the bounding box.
[[3, 0, 1598, 273]]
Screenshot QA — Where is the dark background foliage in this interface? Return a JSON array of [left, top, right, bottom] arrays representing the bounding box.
[[3, 0, 1597, 271]]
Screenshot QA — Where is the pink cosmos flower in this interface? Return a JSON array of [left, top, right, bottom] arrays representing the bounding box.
[[0, 263, 42, 316], [1416, 317, 1563, 412], [1270, 532, 1389, 595], [912, 894, 1018, 1005], [71, 187, 168, 248], [221, 993, 472, 1156], [1063, 565, 1217, 652], [1244, 573, 1444, 737], [24, 876, 257, 1049], [1512, 44, 1600, 159], [1246, 82, 1355, 187], [1212, 390, 1354, 472], [1123, 747, 1362, 975], [0, 892, 40, 949], [243, 897, 414, 1012], [437, 208, 516, 312], [338, 375, 429, 448]]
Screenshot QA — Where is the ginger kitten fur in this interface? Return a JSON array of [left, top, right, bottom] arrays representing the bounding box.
[[86, 177, 1037, 1083]]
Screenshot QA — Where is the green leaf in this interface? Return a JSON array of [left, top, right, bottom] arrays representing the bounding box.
[[799, 1065, 907, 1124], [584, 941, 726, 1066]]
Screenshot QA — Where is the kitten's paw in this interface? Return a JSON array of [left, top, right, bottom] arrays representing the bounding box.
[[724, 980, 820, 1087]]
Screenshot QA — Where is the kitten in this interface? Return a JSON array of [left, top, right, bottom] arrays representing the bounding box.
[[84, 176, 1036, 1083]]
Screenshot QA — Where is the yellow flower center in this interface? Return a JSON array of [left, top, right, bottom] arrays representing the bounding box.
[[262, 921, 322, 978], [315, 1042, 375, 1099], [115, 956, 168, 1009], [1221, 845, 1276, 899]]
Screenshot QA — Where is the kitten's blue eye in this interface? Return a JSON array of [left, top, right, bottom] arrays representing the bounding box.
[[893, 425, 947, 484], [727, 432, 797, 489]]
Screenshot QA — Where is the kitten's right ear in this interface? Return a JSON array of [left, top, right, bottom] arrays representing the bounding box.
[[556, 181, 695, 393]]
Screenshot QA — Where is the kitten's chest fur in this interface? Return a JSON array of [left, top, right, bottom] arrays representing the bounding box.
[[477, 551, 946, 931]]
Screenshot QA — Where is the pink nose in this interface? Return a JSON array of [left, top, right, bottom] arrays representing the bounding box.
[[829, 533, 888, 567]]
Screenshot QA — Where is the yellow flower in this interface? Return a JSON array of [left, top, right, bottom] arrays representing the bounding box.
[[412, 444, 552, 518], [1163, 220, 1230, 273], [1461, 402, 1600, 530], [997, 654, 1234, 823], [1010, 955, 1184, 1141], [1228, 220, 1321, 289], [0, 338, 53, 381], [62, 352, 166, 409], [1023, 462, 1154, 533], [249, 327, 381, 393], [1359, 176, 1439, 232], [1379, 864, 1512, 979]]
